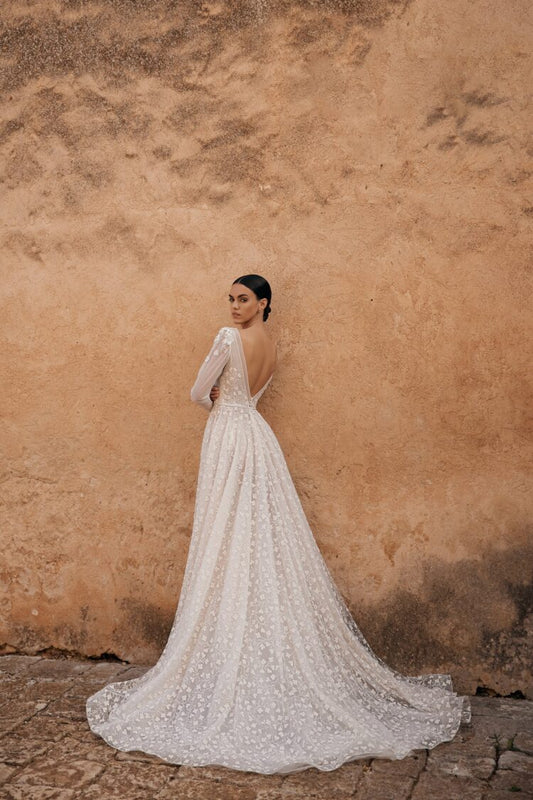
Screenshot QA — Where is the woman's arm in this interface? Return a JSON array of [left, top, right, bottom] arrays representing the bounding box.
[[190, 327, 232, 411]]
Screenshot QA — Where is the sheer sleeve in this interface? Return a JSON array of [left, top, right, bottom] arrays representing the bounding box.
[[190, 327, 232, 411]]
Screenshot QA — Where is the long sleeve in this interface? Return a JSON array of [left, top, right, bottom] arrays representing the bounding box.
[[190, 327, 232, 411]]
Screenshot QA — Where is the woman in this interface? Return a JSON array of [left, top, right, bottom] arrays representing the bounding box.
[[86, 274, 471, 774]]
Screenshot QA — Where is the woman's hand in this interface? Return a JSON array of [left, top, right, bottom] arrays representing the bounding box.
[[209, 385, 220, 402]]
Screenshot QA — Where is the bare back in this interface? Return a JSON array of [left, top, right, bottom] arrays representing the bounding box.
[[237, 328, 277, 398]]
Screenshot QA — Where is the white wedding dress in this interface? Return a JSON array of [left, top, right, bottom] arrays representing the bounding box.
[[86, 325, 471, 774]]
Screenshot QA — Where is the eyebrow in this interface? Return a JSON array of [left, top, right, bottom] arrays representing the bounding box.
[[228, 293, 249, 298]]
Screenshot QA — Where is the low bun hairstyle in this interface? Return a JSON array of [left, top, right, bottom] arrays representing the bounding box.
[[232, 274, 272, 322]]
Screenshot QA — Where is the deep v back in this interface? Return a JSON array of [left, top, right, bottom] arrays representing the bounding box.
[[234, 328, 275, 400]]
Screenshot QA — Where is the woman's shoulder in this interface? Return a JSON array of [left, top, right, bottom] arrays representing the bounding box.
[[210, 326, 236, 349], [215, 325, 236, 337]]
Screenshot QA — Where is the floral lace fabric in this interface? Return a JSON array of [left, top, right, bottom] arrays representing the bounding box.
[[86, 326, 471, 774]]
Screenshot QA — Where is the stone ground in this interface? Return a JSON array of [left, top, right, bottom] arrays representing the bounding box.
[[0, 655, 531, 800]]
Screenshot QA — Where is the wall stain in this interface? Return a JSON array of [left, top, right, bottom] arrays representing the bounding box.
[[0, 0, 409, 93], [353, 540, 532, 694], [119, 597, 174, 651]]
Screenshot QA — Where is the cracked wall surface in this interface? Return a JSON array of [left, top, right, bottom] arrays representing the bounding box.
[[1, 0, 531, 694]]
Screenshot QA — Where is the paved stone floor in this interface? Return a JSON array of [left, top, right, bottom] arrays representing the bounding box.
[[0, 655, 531, 800]]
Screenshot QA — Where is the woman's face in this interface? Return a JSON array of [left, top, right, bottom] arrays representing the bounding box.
[[228, 283, 264, 325]]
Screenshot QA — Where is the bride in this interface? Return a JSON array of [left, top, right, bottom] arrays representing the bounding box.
[[86, 273, 471, 774]]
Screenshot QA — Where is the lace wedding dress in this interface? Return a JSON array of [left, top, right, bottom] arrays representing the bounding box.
[[86, 325, 471, 774]]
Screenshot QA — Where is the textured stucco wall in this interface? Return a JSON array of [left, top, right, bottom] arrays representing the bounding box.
[[1, 0, 531, 695]]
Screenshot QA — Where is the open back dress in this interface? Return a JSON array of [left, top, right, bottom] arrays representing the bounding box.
[[86, 325, 471, 774]]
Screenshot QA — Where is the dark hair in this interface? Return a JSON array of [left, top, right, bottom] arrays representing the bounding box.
[[232, 274, 272, 322]]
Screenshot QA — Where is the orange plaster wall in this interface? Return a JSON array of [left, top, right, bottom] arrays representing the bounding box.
[[1, 0, 531, 694]]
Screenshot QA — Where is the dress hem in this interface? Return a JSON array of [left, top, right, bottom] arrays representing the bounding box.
[[86, 694, 471, 775]]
